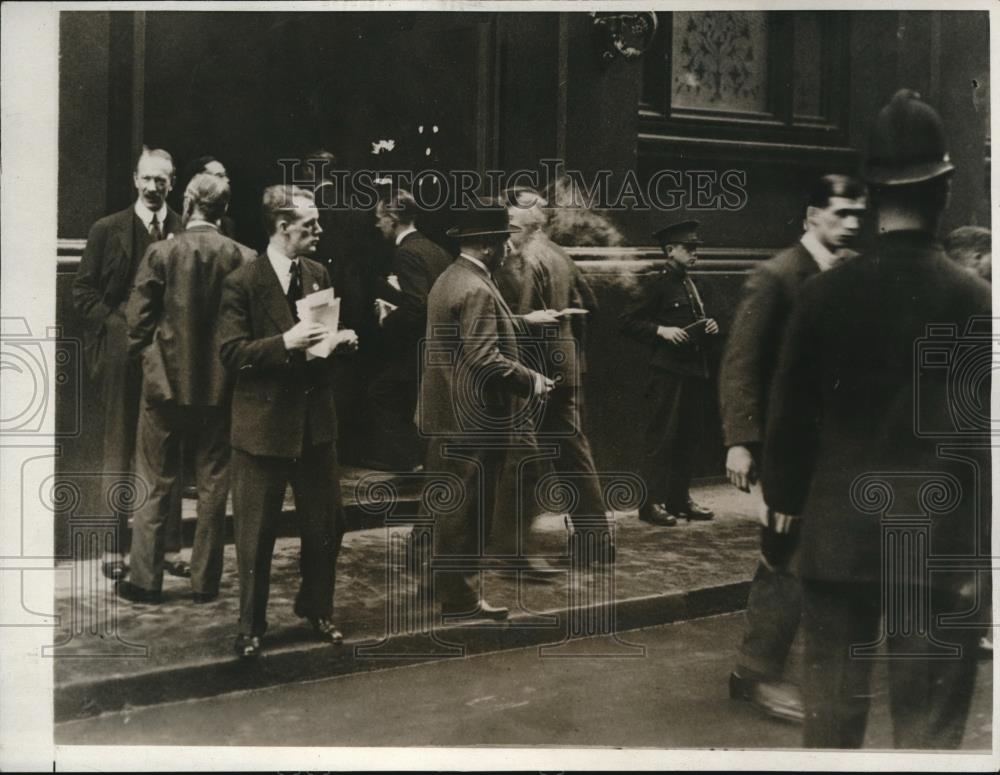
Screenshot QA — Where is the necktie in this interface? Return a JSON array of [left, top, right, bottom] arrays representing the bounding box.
[[287, 260, 303, 319], [149, 214, 163, 242]]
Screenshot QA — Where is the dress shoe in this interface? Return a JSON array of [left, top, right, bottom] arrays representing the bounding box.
[[638, 503, 678, 527], [978, 633, 993, 657], [676, 499, 714, 521], [101, 559, 129, 582], [441, 599, 509, 621], [191, 591, 218, 604], [115, 580, 162, 604], [164, 558, 192, 578], [729, 671, 804, 723], [307, 617, 344, 644], [234, 634, 263, 660]]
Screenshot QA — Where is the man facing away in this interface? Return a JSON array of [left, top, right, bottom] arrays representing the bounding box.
[[619, 220, 719, 527], [72, 147, 188, 582], [369, 188, 452, 471], [762, 89, 991, 748], [120, 173, 255, 604], [720, 174, 866, 722], [218, 185, 358, 659]]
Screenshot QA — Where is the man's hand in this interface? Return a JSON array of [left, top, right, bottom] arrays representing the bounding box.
[[656, 325, 688, 344], [331, 328, 359, 352], [532, 372, 556, 398], [726, 445, 757, 492], [283, 321, 328, 351], [523, 309, 560, 325], [704, 318, 719, 335]]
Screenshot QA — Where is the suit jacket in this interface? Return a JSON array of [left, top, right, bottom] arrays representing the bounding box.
[[619, 259, 709, 379], [419, 256, 538, 437], [379, 231, 453, 380], [126, 225, 255, 407], [218, 253, 339, 458], [496, 231, 597, 387], [762, 230, 991, 584], [719, 242, 820, 449], [73, 205, 183, 376]]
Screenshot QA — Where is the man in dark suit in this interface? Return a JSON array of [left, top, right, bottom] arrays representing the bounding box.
[[418, 203, 553, 619], [368, 188, 452, 470], [496, 187, 612, 566], [763, 90, 991, 748], [620, 220, 719, 526], [120, 173, 255, 604], [73, 147, 186, 582], [720, 175, 867, 721], [218, 185, 358, 659]]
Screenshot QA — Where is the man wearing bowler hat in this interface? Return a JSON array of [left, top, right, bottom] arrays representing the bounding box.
[[419, 201, 554, 619], [620, 220, 719, 526], [763, 89, 990, 748]]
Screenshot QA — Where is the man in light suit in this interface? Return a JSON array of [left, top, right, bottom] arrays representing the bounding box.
[[763, 90, 990, 748], [720, 174, 866, 722], [369, 188, 452, 470], [121, 173, 255, 604], [73, 147, 187, 582], [218, 185, 358, 659], [418, 202, 554, 619]]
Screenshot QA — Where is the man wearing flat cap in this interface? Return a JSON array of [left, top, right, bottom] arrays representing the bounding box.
[[620, 220, 719, 526], [763, 89, 990, 748]]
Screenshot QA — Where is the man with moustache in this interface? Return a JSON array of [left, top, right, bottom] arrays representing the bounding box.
[[73, 147, 187, 582], [720, 174, 867, 722], [120, 173, 255, 604], [620, 220, 719, 526], [419, 202, 554, 619], [218, 185, 358, 659]]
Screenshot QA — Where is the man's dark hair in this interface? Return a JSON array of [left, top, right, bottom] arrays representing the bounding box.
[[261, 185, 315, 236], [806, 174, 867, 210], [185, 173, 230, 223], [379, 188, 419, 226], [182, 155, 222, 185]]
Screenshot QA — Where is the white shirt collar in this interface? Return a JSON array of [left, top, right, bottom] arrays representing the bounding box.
[[800, 231, 839, 272], [185, 219, 218, 231], [266, 243, 297, 294], [459, 252, 490, 275], [395, 224, 418, 246], [134, 200, 168, 230]]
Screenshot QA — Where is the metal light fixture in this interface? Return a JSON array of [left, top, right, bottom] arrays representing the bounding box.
[[591, 11, 658, 64]]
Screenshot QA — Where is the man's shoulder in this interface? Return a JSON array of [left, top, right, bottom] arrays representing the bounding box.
[[761, 243, 812, 275], [226, 252, 267, 282], [90, 206, 134, 233], [399, 232, 450, 260]]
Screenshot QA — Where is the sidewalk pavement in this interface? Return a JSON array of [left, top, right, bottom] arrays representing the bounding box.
[[51, 479, 763, 722]]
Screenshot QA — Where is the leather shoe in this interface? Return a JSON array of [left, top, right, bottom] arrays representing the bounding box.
[[101, 559, 129, 582], [191, 591, 218, 604], [729, 671, 804, 723], [441, 599, 509, 621], [234, 634, 263, 660], [677, 499, 714, 521], [307, 617, 344, 644], [638, 503, 678, 527], [164, 558, 192, 578], [115, 580, 162, 604]]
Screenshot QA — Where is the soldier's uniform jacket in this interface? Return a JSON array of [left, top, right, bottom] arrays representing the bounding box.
[[619, 258, 709, 378]]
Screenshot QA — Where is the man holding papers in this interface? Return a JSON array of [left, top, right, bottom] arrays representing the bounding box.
[[219, 185, 357, 660], [619, 220, 719, 527]]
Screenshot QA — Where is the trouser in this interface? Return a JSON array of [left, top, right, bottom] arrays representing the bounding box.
[[801, 577, 981, 749], [95, 315, 181, 556], [639, 372, 705, 510], [425, 437, 506, 609], [368, 370, 421, 468], [231, 444, 346, 637], [129, 397, 229, 595]]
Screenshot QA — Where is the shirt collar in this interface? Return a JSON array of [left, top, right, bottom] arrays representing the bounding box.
[[185, 219, 219, 231], [395, 224, 418, 246], [266, 242, 296, 276], [800, 231, 839, 272], [459, 252, 490, 275], [134, 200, 168, 229]]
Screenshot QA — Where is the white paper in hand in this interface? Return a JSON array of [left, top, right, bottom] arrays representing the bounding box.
[[296, 288, 341, 359]]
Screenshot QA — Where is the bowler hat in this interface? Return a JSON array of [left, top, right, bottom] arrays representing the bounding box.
[[653, 219, 703, 247], [865, 89, 954, 186], [446, 201, 522, 238]]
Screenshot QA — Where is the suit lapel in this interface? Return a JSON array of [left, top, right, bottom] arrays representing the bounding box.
[[113, 208, 136, 266], [251, 254, 296, 332], [458, 257, 516, 322]]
